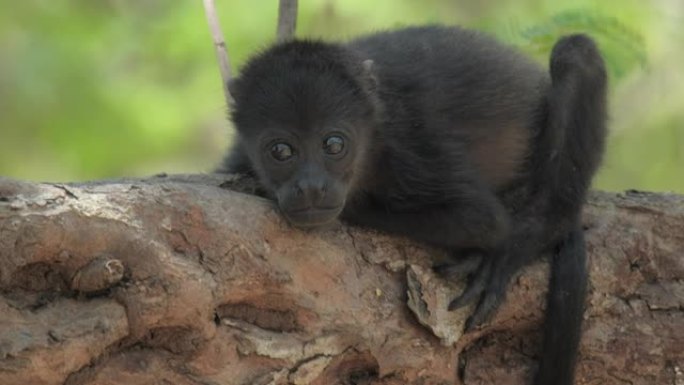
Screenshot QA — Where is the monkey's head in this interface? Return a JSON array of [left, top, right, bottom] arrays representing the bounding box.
[[229, 41, 380, 228]]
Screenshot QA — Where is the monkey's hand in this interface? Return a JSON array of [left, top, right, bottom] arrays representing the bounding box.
[[437, 251, 508, 331]]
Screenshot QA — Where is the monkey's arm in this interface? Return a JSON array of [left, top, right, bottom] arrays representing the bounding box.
[[342, 188, 509, 251]]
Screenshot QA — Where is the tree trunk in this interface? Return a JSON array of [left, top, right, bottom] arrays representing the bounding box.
[[0, 174, 682, 385]]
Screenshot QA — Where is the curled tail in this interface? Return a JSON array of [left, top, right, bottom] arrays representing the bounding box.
[[534, 34, 607, 385], [543, 34, 608, 216]]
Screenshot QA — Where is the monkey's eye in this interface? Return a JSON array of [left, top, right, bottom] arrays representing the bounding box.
[[323, 135, 345, 155], [270, 142, 294, 161]]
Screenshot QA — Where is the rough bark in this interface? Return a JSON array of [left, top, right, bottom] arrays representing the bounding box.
[[0, 174, 682, 385]]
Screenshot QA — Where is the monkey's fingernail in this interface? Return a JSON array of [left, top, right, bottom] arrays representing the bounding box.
[[448, 298, 465, 311]]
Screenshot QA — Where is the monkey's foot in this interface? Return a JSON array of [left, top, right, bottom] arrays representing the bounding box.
[[463, 286, 504, 330], [444, 255, 491, 311], [445, 257, 506, 331]]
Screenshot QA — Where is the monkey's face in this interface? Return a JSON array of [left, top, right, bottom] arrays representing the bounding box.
[[236, 108, 375, 228], [246, 125, 368, 228], [229, 41, 379, 228], [233, 93, 376, 228]]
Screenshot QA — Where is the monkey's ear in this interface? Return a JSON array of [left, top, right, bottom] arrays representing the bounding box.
[[361, 59, 378, 91]]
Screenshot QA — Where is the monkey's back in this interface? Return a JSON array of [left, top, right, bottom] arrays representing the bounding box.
[[348, 26, 549, 192]]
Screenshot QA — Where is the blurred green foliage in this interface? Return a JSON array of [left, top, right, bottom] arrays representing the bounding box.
[[0, 0, 682, 192]]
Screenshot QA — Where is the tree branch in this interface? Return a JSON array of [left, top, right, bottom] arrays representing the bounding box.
[[277, 0, 298, 42], [202, 0, 233, 104], [0, 174, 682, 385]]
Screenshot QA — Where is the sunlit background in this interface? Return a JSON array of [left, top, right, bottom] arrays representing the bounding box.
[[1, 0, 683, 192]]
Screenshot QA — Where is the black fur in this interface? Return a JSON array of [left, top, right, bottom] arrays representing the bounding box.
[[220, 26, 607, 385]]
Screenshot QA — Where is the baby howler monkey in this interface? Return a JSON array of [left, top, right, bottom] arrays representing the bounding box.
[[220, 26, 607, 385]]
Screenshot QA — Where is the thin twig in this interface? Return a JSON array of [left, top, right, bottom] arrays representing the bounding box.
[[202, 0, 233, 104], [277, 0, 298, 42]]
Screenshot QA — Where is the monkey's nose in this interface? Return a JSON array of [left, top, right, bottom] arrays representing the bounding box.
[[295, 179, 327, 204]]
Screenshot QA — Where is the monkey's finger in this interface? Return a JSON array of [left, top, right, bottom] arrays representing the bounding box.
[[447, 259, 492, 310], [433, 253, 483, 281], [465, 288, 503, 331], [447, 280, 485, 310]]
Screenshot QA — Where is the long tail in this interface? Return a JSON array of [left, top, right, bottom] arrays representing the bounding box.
[[535, 226, 588, 385], [533, 34, 607, 385]]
